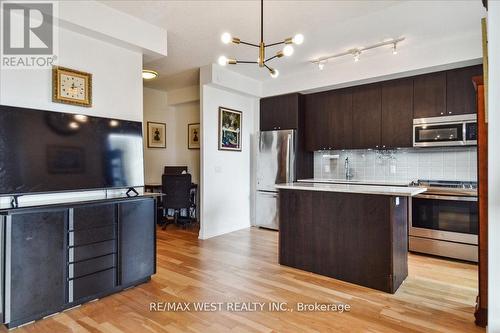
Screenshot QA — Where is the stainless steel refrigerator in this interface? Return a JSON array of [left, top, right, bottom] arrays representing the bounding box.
[[256, 130, 296, 230]]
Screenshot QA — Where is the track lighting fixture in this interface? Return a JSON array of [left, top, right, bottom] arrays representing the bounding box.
[[217, 0, 304, 78], [311, 37, 405, 69]]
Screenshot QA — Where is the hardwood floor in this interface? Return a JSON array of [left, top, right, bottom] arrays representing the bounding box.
[[4, 227, 482, 333]]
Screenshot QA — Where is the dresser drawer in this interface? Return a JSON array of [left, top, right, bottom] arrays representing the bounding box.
[[71, 268, 116, 301], [69, 254, 116, 279], [71, 225, 116, 246], [72, 204, 116, 230], [71, 240, 116, 262]]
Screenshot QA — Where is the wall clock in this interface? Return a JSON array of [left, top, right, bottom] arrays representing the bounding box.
[[52, 66, 92, 107]]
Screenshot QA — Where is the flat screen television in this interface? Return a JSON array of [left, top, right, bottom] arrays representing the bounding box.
[[0, 105, 144, 195]]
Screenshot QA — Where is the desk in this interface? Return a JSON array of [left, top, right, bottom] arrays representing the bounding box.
[[145, 183, 198, 221]]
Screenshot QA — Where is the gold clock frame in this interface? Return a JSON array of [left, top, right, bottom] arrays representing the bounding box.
[[52, 66, 93, 107]]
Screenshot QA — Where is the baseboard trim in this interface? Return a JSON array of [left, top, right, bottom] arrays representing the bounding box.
[[198, 225, 250, 240]]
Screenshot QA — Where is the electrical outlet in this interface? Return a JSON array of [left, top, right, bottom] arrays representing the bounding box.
[[390, 165, 396, 174]]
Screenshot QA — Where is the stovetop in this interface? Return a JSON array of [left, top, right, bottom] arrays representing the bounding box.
[[411, 179, 478, 197]]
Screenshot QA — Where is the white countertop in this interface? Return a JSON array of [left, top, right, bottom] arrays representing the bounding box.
[[297, 178, 412, 187], [275, 182, 426, 197]]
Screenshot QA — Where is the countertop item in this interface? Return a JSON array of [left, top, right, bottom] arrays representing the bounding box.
[[297, 178, 412, 187], [275, 182, 426, 197], [412, 179, 477, 197]]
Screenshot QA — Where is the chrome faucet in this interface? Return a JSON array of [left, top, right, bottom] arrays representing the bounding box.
[[344, 157, 353, 180]]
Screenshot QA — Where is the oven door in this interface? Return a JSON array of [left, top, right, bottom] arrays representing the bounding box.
[[410, 194, 478, 245], [413, 123, 465, 147]]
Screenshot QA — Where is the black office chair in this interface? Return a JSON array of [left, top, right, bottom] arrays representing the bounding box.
[[164, 166, 188, 175], [161, 174, 193, 229]]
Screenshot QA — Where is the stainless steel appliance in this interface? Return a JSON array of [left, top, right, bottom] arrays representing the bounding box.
[[413, 114, 477, 147], [409, 179, 478, 262], [256, 130, 296, 230]]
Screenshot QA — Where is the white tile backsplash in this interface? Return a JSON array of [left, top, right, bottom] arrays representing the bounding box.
[[313, 147, 477, 183]]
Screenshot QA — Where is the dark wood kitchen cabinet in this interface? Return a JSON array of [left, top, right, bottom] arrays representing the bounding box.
[[260, 93, 301, 131], [352, 84, 382, 149], [381, 78, 414, 148], [305, 89, 353, 151], [304, 91, 331, 151], [413, 71, 447, 118], [7, 210, 67, 325], [446, 65, 483, 116]]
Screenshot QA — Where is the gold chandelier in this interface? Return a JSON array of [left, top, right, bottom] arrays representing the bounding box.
[[217, 0, 304, 78]]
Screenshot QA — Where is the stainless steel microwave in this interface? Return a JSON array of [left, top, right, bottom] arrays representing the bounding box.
[[413, 114, 477, 147]]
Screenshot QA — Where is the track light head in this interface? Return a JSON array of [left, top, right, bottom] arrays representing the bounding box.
[[392, 42, 398, 55], [318, 60, 326, 70], [353, 50, 361, 62]]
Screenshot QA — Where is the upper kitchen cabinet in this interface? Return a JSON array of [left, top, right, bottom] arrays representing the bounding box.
[[304, 91, 331, 151], [413, 71, 446, 119], [381, 78, 413, 148], [329, 89, 353, 149], [260, 93, 302, 131], [446, 65, 483, 116], [352, 84, 382, 149]]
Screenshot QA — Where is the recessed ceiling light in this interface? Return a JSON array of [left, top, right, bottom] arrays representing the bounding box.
[[142, 70, 159, 80]]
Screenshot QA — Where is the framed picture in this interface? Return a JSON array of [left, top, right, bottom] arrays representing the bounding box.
[[147, 122, 166, 148], [52, 66, 92, 107], [218, 107, 242, 151], [188, 123, 200, 149]]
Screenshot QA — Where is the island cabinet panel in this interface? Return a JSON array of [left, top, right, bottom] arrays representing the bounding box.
[[6, 210, 67, 325], [446, 65, 483, 116], [352, 84, 382, 149], [279, 189, 408, 293], [260, 93, 301, 131], [381, 78, 414, 148], [119, 199, 156, 285], [413, 71, 447, 118]]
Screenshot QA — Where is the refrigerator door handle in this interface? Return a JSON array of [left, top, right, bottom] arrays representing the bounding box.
[[286, 134, 291, 183]]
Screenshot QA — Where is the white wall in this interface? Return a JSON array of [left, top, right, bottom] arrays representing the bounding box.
[[0, 27, 143, 121], [199, 83, 259, 239], [143, 86, 200, 185], [488, 2, 500, 332], [0, 6, 152, 206]]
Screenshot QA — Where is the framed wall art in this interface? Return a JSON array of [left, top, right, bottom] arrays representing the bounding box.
[[188, 123, 200, 149], [218, 107, 242, 151], [147, 121, 166, 148]]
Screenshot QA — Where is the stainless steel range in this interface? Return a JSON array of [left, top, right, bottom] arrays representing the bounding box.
[[409, 179, 478, 262]]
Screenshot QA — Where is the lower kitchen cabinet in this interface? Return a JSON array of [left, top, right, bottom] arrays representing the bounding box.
[[6, 210, 67, 325], [1, 196, 157, 328], [120, 199, 155, 285]]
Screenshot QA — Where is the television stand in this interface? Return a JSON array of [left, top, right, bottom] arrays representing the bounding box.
[[10, 195, 21, 208], [126, 187, 139, 197]]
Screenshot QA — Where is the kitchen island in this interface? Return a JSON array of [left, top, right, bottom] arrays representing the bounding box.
[[276, 182, 425, 293]]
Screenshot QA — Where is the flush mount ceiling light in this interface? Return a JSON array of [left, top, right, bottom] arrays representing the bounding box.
[[217, 0, 304, 78], [142, 69, 159, 80], [311, 37, 405, 70]]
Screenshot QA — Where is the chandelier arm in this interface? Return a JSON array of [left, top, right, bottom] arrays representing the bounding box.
[[239, 41, 260, 48], [265, 41, 285, 48], [264, 55, 278, 63], [263, 64, 273, 71], [236, 61, 259, 64]]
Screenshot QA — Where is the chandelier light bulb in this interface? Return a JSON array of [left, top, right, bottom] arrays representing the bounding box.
[[292, 34, 304, 45], [218, 55, 228, 66], [283, 45, 294, 57], [270, 68, 279, 78], [221, 32, 232, 44]]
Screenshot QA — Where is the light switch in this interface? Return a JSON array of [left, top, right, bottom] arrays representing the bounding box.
[[324, 164, 331, 173], [215, 166, 222, 173]]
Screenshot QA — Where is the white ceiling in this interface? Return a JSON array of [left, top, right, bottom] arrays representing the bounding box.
[[101, 0, 485, 86]]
